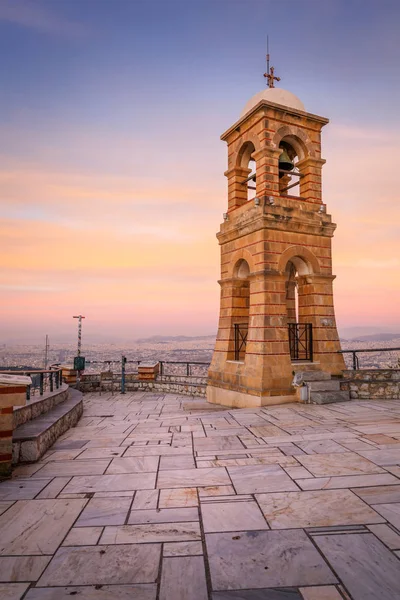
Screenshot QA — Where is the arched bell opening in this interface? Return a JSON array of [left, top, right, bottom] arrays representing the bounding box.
[[284, 256, 314, 362], [237, 142, 257, 202], [230, 259, 250, 361], [278, 135, 308, 198]]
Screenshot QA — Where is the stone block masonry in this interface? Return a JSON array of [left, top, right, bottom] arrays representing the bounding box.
[[0, 386, 26, 478], [341, 369, 400, 399]]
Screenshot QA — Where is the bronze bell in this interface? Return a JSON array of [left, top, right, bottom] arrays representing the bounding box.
[[279, 149, 294, 177]]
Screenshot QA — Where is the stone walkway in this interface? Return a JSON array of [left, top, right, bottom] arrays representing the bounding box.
[[1, 392, 400, 600]]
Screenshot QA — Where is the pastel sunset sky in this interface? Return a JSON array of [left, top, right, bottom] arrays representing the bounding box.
[[1, 0, 399, 343]]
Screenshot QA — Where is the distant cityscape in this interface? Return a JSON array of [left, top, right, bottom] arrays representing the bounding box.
[[0, 333, 399, 373]]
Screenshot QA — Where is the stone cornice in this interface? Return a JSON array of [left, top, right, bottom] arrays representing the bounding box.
[[221, 100, 329, 141], [217, 213, 337, 244]]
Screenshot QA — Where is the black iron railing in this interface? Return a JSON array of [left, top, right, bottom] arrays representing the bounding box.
[[234, 323, 248, 361], [288, 323, 313, 362], [338, 347, 400, 370], [1, 367, 63, 400]]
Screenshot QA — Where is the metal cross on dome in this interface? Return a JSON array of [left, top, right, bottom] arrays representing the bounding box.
[[264, 65, 280, 88]]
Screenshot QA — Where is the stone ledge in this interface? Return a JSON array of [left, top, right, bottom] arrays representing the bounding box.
[[12, 389, 83, 464], [13, 384, 69, 429]]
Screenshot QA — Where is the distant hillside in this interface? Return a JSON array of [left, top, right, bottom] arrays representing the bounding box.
[[350, 333, 400, 343], [136, 335, 216, 343]]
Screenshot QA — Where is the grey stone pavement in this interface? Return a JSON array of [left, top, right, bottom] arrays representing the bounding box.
[[1, 392, 400, 600]]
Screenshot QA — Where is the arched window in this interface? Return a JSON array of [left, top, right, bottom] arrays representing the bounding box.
[[284, 256, 314, 361], [231, 259, 250, 361]]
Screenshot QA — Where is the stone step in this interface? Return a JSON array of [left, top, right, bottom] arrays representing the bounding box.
[[294, 370, 331, 382], [310, 390, 350, 405], [307, 380, 341, 392], [12, 389, 83, 464]]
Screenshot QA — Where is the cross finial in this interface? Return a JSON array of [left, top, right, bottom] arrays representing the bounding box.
[[263, 37, 280, 88], [264, 65, 281, 88]]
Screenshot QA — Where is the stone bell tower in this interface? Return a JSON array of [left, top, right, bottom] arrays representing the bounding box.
[[207, 79, 345, 408]]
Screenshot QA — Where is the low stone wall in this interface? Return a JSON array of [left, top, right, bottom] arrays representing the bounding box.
[[79, 373, 207, 397], [341, 369, 400, 399], [13, 390, 83, 464], [13, 384, 69, 428]]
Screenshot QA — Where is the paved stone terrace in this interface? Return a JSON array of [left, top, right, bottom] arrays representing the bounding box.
[[1, 392, 400, 600]]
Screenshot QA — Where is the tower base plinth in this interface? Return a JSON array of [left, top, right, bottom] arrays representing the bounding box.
[[206, 384, 297, 409]]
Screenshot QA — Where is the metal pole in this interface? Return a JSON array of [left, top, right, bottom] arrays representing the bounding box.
[[44, 334, 49, 369], [121, 355, 126, 394], [73, 315, 85, 356], [73, 315, 85, 386]]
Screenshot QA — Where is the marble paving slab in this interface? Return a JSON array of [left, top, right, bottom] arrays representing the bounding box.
[[0, 583, 30, 600], [157, 467, 231, 489], [105, 456, 160, 474], [24, 584, 157, 600], [367, 524, 400, 549], [63, 473, 156, 494], [38, 544, 161, 586], [194, 436, 245, 451], [100, 522, 201, 544], [295, 440, 348, 454], [297, 473, 399, 491], [128, 507, 198, 524], [62, 527, 103, 546], [0, 555, 51, 582], [297, 453, 384, 476], [33, 460, 110, 477], [299, 586, 343, 599], [159, 487, 198, 507], [227, 465, 298, 494], [76, 497, 132, 526], [77, 447, 127, 459], [0, 479, 51, 501], [52, 440, 89, 450], [0, 499, 87, 555], [159, 455, 196, 470], [212, 590, 302, 599], [255, 490, 384, 529], [199, 485, 236, 497], [201, 501, 269, 533], [0, 501, 13, 515], [357, 448, 400, 466], [353, 484, 400, 504], [159, 556, 208, 600], [124, 445, 193, 457], [163, 541, 203, 557], [371, 503, 400, 529], [206, 529, 337, 590], [132, 490, 159, 509], [36, 477, 71, 499], [314, 533, 400, 600]]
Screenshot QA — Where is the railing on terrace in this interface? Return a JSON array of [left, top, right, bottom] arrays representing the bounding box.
[[86, 359, 210, 377], [338, 347, 400, 370], [84, 358, 210, 394], [1, 367, 63, 400]]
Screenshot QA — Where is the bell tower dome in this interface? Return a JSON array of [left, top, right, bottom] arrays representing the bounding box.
[[206, 72, 345, 408]]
